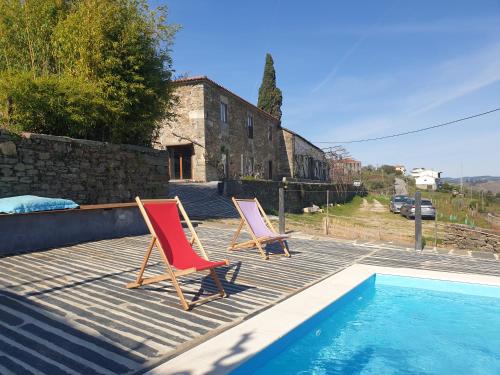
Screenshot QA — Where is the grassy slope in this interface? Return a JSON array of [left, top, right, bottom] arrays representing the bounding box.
[[406, 186, 499, 229]]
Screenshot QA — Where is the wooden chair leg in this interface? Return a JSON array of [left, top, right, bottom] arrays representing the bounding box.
[[279, 240, 291, 257], [157, 245, 190, 310], [131, 237, 155, 286], [255, 241, 269, 260], [209, 269, 226, 297], [228, 220, 244, 251], [169, 271, 190, 311]]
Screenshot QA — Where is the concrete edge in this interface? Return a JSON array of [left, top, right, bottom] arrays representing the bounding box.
[[147, 265, 500, 375]]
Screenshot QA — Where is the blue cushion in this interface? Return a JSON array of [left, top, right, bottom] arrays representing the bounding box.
[[0, 195, 79, 214]]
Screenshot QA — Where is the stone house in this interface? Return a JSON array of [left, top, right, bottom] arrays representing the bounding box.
[[279, 128, 329, 181], [394, 165, 406, 175], [158, 76, 280, 181], [330, 158, 362, 181]]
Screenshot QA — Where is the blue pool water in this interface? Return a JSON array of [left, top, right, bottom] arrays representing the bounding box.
[[231, 275, 500, 375]]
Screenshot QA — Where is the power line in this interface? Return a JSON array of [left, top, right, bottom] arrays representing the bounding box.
[[316, 107, 500, 147]]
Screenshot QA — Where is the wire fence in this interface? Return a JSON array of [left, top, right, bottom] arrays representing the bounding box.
[[277, 188, 499, 251]]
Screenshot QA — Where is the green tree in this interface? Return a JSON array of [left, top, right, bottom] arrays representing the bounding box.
[[380, 165, 396, 175], [257, 53, 282, 120], [0, 0, 178, 146]]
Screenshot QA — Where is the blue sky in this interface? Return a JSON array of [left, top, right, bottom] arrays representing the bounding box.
[[157, 0, 500, 177]]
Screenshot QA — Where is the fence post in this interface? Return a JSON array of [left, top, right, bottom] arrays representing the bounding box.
[[325, 190, 329, 235], [434, 207, 438, 250], [279, 187, 285, 234], [415, 191, 423, 251]]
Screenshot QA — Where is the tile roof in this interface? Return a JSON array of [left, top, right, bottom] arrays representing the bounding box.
[[281, 127, 325, 154]]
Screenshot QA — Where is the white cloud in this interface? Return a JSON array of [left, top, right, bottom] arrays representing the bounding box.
[[406, 44, 500, 115], [311, 34, 368, 93], [284, 42, 500, 142]]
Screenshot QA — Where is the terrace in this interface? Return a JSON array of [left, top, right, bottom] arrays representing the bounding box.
[[1, 224, 499, 374]]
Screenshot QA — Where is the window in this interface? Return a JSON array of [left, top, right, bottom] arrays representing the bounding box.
[[247, 114, 254, 139], [220, 102, 228, 123], [268, 125, 272, 141], [268, 160, 273, 179]]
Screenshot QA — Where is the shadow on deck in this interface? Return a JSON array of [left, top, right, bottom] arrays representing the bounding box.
[[0, 225, 498, 374]]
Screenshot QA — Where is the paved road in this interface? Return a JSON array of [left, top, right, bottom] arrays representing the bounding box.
[[395, 177, 408, 195]]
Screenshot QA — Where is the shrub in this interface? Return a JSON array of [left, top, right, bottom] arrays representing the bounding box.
[[0, 72, 104, 138], [0, 0, 178, 146]]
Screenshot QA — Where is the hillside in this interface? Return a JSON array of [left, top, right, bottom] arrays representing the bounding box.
[[442, 176, 500, 194]]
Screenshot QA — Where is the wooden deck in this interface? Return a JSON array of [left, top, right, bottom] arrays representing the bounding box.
[[0, 225, 499, 374]]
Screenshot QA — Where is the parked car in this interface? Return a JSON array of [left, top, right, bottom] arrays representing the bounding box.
[[390, 195, 409, 213], [400, 198, 436, 219]]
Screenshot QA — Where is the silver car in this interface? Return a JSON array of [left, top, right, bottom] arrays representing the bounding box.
[[400, 198, 436, 219], [390, 195, 409, 213]]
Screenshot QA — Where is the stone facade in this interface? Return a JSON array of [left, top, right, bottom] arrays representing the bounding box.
[[331, 158, 362, 179], [0, 131, 169, 204], [158, 82, 207, 181], [442, 224, 499, 253], [279, 128, 329, 181], [159, 77, 280, 182]]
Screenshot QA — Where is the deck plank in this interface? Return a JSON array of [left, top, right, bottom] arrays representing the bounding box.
[[0, 225, 498, 374]]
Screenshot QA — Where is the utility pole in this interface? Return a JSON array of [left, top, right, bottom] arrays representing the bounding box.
[[415, 191, 423, 251], [325, 190, 330, 235], [278, 187, 285, 234], [460, 162, 463, 194]]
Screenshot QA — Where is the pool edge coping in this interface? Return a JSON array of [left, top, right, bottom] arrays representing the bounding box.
[[146, 265, 500, 375]]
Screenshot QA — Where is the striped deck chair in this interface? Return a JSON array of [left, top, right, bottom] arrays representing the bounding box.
[[127, 196, 228, 310], [229, 197, 291, 260]]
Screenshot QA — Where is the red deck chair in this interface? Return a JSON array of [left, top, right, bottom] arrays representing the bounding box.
[[127, 196, 229, 310]]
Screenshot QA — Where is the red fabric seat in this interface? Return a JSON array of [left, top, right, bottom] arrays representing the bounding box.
[[144, 202, 227, 271]]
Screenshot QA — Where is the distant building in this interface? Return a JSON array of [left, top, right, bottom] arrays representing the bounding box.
[[331, 158, 362, 179], [411, 167, 442, 190], [279, 128, 329, 181], [395, 165, 406, 175]]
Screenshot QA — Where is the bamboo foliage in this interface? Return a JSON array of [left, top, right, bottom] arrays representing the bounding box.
[[0, 0, 178, 146]]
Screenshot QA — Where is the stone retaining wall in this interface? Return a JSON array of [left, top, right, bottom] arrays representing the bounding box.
[[0, 130, 169, 204], [226, 179, 363, 213], [442, 224, 499, 253]]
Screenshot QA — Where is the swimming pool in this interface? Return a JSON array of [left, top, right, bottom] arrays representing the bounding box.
[[231, 274, 500, 375]]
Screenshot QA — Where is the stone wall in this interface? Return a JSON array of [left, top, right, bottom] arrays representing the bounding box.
[[279, 128, 329, 181], [278, 129, 293, 179], [0, 131, 169, 204], [442, 224, 499, 253], [203, 79, 280, 181], [226, 179, 362, 213], [293, 134, 328, 181], [159, 77, 281, 182], [157, 82, 207, 181]]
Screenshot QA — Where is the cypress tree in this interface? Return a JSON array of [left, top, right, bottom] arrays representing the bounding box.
[[257, 53, 282, 120]]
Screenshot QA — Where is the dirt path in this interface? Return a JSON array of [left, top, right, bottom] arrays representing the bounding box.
[[371, 199, 387, 213], [360, 198, 387, 213], [361, 198, 369, 210], [395, 177, 408, 195]]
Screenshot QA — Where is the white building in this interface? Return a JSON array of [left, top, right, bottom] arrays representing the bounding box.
[[411, 168, 442, 190]]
